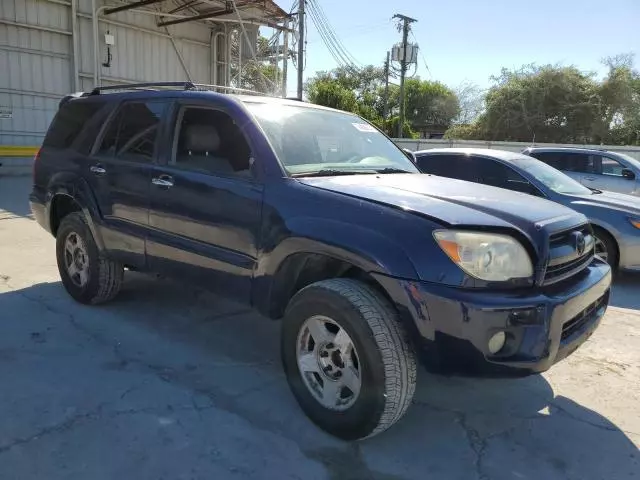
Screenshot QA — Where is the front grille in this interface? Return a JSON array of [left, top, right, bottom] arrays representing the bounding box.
[[543, 224, 594, 285], [561, 291, 609, 342]]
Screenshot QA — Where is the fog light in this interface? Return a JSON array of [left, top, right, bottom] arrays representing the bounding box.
[[488, 331, 506, 354]]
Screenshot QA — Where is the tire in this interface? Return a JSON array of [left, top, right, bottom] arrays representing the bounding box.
[[281, 278, 417, 440], [56, 212, 124, 304], [593, 227, 618, 269]]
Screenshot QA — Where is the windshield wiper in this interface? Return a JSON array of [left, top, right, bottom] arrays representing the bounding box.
[[375, 167, 415, 174], [588, 187, 603, 194], [291, 169, 377, 178]]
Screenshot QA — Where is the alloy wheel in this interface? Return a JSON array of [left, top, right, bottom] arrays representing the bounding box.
[[63, 232, 90, 287], [296, 315, 362, 411]]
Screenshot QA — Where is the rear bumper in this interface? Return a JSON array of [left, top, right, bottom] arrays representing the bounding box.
[[375, 258, 612, 375]]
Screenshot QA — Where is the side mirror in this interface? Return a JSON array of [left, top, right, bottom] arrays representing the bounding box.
[[622, 168, 636, 180], [402, 148, 416, 163]]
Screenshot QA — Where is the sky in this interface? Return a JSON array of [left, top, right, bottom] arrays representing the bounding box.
[[270, 0, 640, 97]]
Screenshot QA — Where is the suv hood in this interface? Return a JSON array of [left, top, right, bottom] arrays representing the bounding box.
[[300, 174, 586, 237]]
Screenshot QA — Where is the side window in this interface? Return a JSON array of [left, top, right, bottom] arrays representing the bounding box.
[[475, 158, 540, 195], [43, 100, 104, 149], [416, 154, 479, 182], [530, 152, 566, 169], [563, 153, 594, 173], [97, 101, 166, 162], [530, 152, 594, 174], [171, 107, 252, 178], [595, 155, 625, 176]]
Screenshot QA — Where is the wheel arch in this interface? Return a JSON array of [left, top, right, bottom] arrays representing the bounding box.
[[253, 217, 420, 320], [46, 173, 105, 251], [590, 222, 619, 267], [258, 250, 398, 320]]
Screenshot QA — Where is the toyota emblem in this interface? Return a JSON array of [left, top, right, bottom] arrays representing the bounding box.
[[571, 231, 586, 256]]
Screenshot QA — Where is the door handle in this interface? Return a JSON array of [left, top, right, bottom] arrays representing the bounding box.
[[584, 177, 596, 181], [152, 175, 174, 188], [90, 165, 106, 176]]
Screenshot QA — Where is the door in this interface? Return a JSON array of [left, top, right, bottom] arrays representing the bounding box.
[[147, 102, 263, 303], [584, 154, 638, 194], [86, 100, 169, 267]]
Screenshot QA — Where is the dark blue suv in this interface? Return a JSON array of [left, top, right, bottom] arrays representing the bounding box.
[[30, 83, 611, 440]]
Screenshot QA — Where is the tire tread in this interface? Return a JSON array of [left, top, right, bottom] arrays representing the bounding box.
[[300, 278, 417, 438], [59, 212, 123, 304]]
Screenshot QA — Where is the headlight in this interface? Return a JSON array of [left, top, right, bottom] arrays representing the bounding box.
[[433, 230, 533, 282], [629, 218, 640, 229]]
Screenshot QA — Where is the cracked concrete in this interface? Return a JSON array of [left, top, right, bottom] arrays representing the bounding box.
[[1, 176, 639, 480]]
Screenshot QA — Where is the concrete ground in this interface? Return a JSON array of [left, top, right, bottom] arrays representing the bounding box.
[[0, 176, 638, 480]]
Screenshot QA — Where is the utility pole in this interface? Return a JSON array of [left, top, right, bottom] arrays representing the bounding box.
[[282, 18, 289, 98], [297, 0, 305, 100], [383, 51, 390, 122], [393, 14, 417, 138]]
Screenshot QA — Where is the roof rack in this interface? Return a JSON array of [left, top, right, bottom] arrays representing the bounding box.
[[88, 82, 196, 96], [84, 82, 277, 98], [191, 84, 277, 97]]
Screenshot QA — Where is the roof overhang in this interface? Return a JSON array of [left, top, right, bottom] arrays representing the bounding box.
[[102, 0, 290, 30]]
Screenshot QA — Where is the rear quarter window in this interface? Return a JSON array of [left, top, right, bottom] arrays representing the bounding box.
[[43, 100, 104, 149]]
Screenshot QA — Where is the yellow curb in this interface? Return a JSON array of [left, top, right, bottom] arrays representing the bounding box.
[[0, 146, 39, 157]]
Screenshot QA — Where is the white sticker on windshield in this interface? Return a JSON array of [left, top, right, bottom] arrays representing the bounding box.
[[352, 123, 377, 133]]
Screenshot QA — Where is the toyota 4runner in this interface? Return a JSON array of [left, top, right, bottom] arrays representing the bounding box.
[[30, 82, 612, 440]]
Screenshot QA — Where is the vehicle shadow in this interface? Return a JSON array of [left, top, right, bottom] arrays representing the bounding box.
[[610, 272, 640, 310], [1, 276, 637, 480], [0, 176, 33, 219]]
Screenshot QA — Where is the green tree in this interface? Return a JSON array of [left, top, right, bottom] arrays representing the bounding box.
[[306, 68, 460, 136], [307, 79, 358, 112], [305, 66, 387, 124], [596, 54, 640, 145], [444, 56, 640, 145]]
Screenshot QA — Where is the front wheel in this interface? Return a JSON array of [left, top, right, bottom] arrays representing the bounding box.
[[281, 279, 417, 440], [593, 227, 618, 268]]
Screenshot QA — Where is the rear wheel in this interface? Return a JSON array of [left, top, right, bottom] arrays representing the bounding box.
[[281, 278, 417, 440], [56, 212, 124, 304]]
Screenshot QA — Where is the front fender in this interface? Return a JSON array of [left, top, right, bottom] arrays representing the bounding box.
[[46, 172, 106, 251], [257, 216, 419, 279], [252, 216, 420, 318]]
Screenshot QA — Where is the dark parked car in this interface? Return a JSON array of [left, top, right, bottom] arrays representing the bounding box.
[[522, 146, 640, 197], [30, 83, 611, 440], [414, 148, 640, 271]]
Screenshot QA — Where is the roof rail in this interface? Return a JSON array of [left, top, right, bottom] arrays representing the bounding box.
[[191, 84, 277, 97], [82, 82, 281, 98], [88, 81, 196, 95]]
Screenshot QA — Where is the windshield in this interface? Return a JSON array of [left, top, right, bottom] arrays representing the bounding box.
[[245, 102, 419, 176], [516, 157, 593, 195]]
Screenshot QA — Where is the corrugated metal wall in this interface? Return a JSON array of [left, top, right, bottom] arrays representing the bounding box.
[[0, 0, 214, 150]]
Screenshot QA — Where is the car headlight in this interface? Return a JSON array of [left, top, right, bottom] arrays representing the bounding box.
[[629, 218, 640, 229], [433, 230, 533, 282]]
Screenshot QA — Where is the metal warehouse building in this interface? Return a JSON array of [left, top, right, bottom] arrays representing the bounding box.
[[0, 0, 289, 174]]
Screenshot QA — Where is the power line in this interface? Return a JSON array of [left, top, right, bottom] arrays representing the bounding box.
[[307, 6, 352, 70], [410, 31, 431, 78], [309, 0, 360, 66], [305, 0, 361, 72]]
